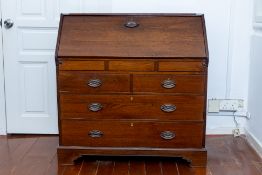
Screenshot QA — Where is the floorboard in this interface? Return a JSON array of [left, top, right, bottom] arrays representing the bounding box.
[[145, 161, 162, 175], [79, 160, 99, 175], [112, 160, 129, 175], [95, 161, 114, 175], [161, 161, 179, 175], [0, 135, 261, 175], [129, 160, 146, 175]]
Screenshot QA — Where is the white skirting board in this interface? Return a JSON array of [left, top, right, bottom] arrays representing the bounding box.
[[245, 129, 262, 159], [206, 127, 245, 135]]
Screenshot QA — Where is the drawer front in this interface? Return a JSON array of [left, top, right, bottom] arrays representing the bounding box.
[[109, 60, 154, 71], [59, 72, 130, 93], [61, 120, 204, 148], [133, 74, 205, 94], [60, 95, 204, 121], [59, 60, 105, 71], [158, 61, 205, 72]]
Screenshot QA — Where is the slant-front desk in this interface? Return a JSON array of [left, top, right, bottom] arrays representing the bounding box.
[[55, 14, 209, 167]]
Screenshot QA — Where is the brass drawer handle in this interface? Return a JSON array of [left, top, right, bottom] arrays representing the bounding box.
[[161, 104, 176, 113], [88, 130, 103, 138], [125, 20, 139, 28], [89, 103, 103, 112], [160, 131, 175, 140], [162, 79, 176, 89], [87, 79, 102, 88]]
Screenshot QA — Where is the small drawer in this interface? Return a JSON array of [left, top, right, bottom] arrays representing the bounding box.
[[60, 120, 204, 148], [109, 60, 154, 71], [60, 94, 204, 121], [59, 72, 130, 93], [158, 61, 206, 72], [133, 74, 205, 94], [59, 60, 105, 71]]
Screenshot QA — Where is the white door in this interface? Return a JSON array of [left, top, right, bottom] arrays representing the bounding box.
[[2, 0, 59, 133], [0, 2, 7, 135], [1, 0, 111, 134]]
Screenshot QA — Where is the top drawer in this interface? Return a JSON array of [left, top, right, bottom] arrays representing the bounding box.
[[158, 61, 206, 72], [58, 60, 207, 72]]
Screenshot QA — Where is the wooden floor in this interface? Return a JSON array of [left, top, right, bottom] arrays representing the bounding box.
[[0, 135, 261, 175]]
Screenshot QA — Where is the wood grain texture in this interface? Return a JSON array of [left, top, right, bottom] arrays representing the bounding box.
[[109, 60, 155, 71], [59, 60, 105, 71], [60, 120, 204, 148], [112, 160, 129, 175], [57, 14, 207, 58], [0, 135, 261, 175], [158, 61, 205, 72], [59, 72, 130, 94], [60, 94, 205, 120], [133, 74, 205, 94]]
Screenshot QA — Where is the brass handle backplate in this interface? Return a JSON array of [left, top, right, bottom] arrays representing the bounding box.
[[160, 131, 175, 140], [162, 79, 176, 89], [161, 104, 176, 113], [88, 79, 102, 88], [88, 130, 103, 138], [89, 103, 103, 112], [125, 21, 139, 28]]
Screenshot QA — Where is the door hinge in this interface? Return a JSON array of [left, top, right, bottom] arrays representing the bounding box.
[[0, 19, 2, 27]]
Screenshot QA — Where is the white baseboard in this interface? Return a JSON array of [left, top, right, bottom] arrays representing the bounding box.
[[206, 127, 244, 135], [245, 129, 262, 159], [0, 130, 7, 135]]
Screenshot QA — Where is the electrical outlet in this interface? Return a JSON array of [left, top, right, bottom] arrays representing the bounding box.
[[208, 99, 220, 113], [219, 99, 244, 112], [233, 128, 240, 137]]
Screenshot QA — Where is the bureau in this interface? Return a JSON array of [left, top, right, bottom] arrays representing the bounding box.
[[56, 14, 209, 167]]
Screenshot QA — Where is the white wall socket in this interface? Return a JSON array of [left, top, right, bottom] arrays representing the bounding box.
[[208, 99, 220, 112], [208, 99, 244, 112], [220, 99, 243, 112]]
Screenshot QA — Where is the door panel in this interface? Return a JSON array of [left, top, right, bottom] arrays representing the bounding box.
[[1, 0, 112, 133], [2, 0, 57, 133]]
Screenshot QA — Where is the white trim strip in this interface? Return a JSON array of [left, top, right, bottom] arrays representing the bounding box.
[[245, 129, 262, 159]]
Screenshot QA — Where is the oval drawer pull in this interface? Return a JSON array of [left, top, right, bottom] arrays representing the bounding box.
[[125, 20, 139, 28], [162, 79, 176, 89], [87, 79, 102, 88], [88, 130, 103, 138], [89, 103, 103, 112], [161, 104, 176, 113], [160, 131, 175, 140]]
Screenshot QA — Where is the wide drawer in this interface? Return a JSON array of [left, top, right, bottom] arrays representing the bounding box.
[[59, 72, 130, 93], [60, 94, 205, 121], [133, 74, 205, 94], [60, 120, 204, 148]]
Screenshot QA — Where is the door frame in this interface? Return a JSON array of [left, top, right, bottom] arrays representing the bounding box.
[[0, 1, 7, 135]]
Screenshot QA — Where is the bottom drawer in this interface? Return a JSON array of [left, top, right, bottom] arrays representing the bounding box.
[[60, 120, 204, 148]]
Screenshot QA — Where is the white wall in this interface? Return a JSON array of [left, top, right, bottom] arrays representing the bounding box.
[[245, 0, 262, 155], [207, 0, 253, 134], [247, 35, 262, 152]]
